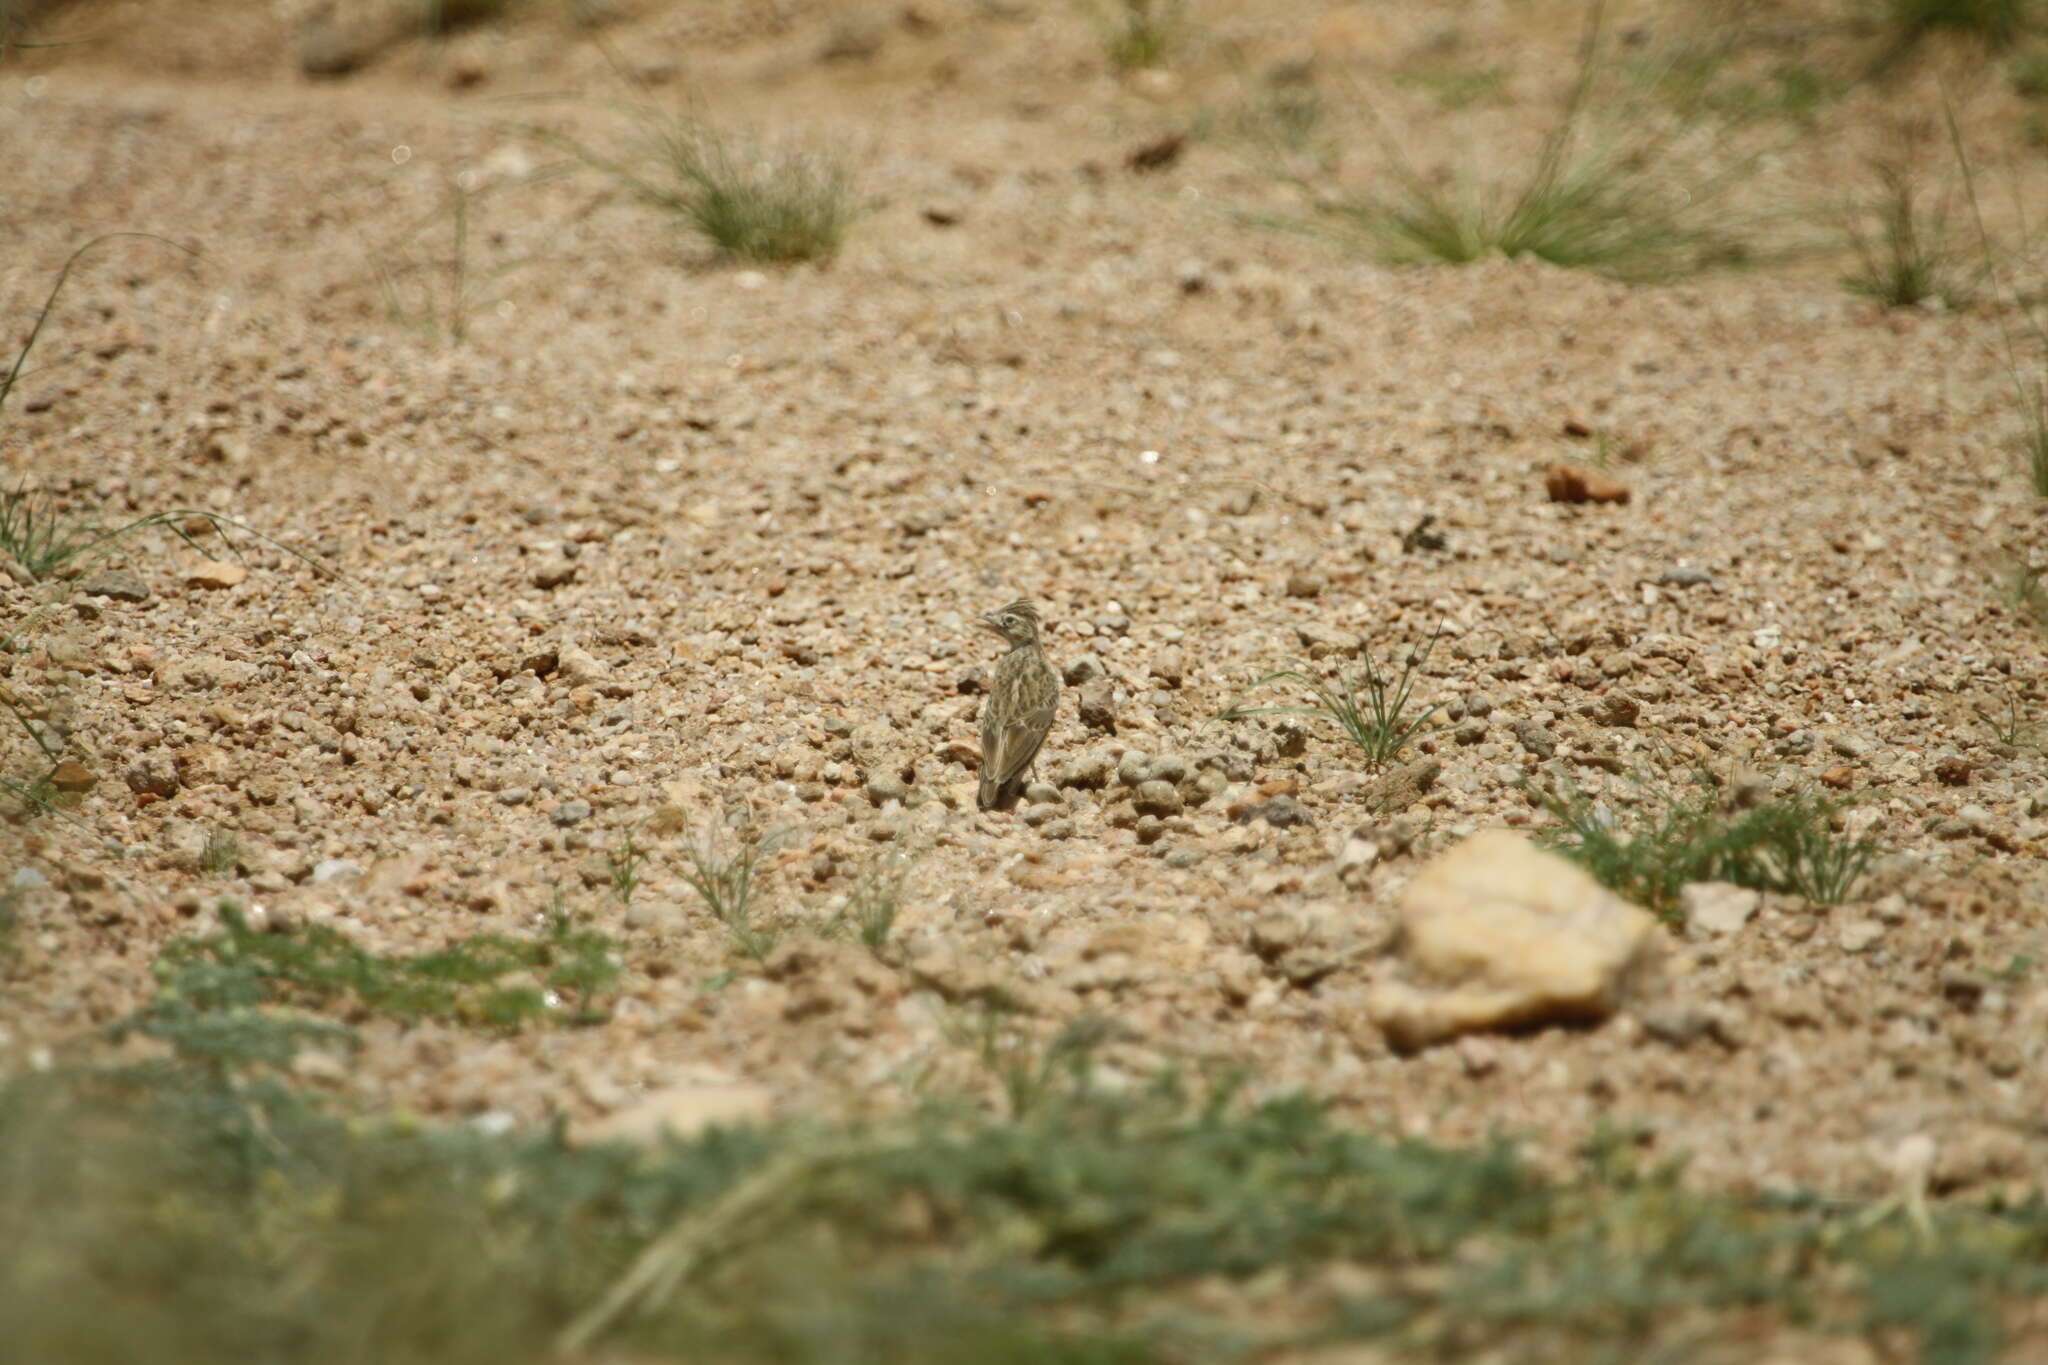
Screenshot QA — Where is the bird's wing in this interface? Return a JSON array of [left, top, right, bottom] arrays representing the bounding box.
[[988, 699, 1057, 788]]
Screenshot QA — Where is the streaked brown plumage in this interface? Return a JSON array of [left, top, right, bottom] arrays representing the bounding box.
[[977, 598, 1060, 811]]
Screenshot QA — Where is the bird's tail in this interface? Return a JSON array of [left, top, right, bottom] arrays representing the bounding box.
[[977, 770, 1011, 810]]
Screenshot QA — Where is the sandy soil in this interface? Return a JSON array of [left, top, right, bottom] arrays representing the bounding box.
[[3, 0, 2046, 1205]]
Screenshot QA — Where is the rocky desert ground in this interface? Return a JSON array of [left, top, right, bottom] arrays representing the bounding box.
[[5, 0, 2048, 1359]]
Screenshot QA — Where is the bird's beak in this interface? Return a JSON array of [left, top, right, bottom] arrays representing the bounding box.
[[977, 614, 1006, 636]]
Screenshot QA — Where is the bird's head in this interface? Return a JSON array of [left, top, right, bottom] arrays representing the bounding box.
[[979, 598, 1042, 647]]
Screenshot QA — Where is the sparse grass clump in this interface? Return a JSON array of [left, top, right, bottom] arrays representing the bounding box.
[[1289, 9, 1755, 283], [679, 813, 779, 961], [1221, 626, 1443, 771], [559, 107, 856, 266], [124, 903, 622, 1055], [1880, 0, 2030, 51], [411, 0, 514, 34], [1392, 64, 1509, 109], [198, 829, 242, 878], [835, 846, 917, 951], [0, 484, 100, 580], [1842, 157, 1979, 308], [657, 130, 855, 264], [605, 826, 648, 905], [1947, 102, 2048, 496], [2002, 556, 2048, 626], [1095, 0, 1184, 71], [0, 881, 19, 967], [1234, 86, 1326, 153], [3, 1021, 2045, 1364], [2010, 48, 2048, 94], [1534, 771, 1882, 918]]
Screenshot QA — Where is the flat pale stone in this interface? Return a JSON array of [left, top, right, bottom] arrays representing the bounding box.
[[571, 1080, 774, 1147], [186, 560, 248, 589], [1681, 881, 1760, 937], [1367, 831, 1664, 1051]]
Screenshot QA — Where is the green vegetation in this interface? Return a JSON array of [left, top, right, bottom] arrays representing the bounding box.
[[2010, 48, 2048, 94], [1094, 0, 1184, 72], [1880, 0, 2030, 52], [2002, 557, 2048, 626], [1533, 771, 1882, 918], [2, 1007, 2043, 1364], [678, 814, 779, 962], [1306, 36, 1753, 281], [550, 85, 858, 266], [0, 483, 98, 579], [2020, 397, 2048, 497], [1976, 691, 2041, 747], [412, 0, 514, 34], [123, 903, 622, 1059], [0, 483, 297, 585], [1232, 86, 1326, 154], [1842, 157, 1979, 308], [1221, 626, 1443, 771], [1392, 64, 1509, 109], [198, 829, 242, 878], [374, 170, 552, 345], [1947, 99, 2048, 497], [0, 881, 19, 968], [606, 825, 649, 905], [4, 234, 196, 417], [835, 846, 917, 952], [0, 770, 56, 819]]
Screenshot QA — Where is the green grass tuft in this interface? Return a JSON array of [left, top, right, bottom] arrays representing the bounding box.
[[1392, 64, 1509, 109], [1095, 0, 1184, 71], [409, 0, 515, 35], [606, 826, 649, 905], [2002, 557, 2048, 627], [0, 483, 100, 580], [121, 903, 623, 1060], [1293, 10, 1757, 283], [836, 846, 916, 952], [1882, 0, 2029, 49], [3, 234, 196, 418], [1842, 157, 1980, 308], [1221, 626, 1443, 771], [550, 100, 857, 266], [199, 830, 242, 878], [0, 880, 19, 968], [3, 1030, 2045, 1364], [678, 813, 780, 962], [2010, 48, 2048, 94], [1533, 771, 1883, 918]]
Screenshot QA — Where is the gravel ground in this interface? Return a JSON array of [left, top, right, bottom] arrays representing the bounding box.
[[4, 0, 2046, 1204]]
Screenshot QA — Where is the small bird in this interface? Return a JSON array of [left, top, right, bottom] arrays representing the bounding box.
[[977, 598, 1060, 811]]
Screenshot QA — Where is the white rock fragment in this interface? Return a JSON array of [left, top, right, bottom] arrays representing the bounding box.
[[1680, 881, 1759, 937], [1366, 831, 1665, 1051], [311, 858, 364, 885], [570, 1079, 774, 1147]]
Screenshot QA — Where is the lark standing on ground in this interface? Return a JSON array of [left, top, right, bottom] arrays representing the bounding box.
[[977, 599, 1060, 811]]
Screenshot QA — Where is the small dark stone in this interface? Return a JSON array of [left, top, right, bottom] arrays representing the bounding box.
[[1238, 794, 1312, 828], [1656, 565, 1715, 589], [123, 761, 179, 799], [1511, 720, 1557, 759], [1401, 514, 1446, 554], [1063, 654, 1107, 686], [1077, 679, 1118, 733], [80, 569, 149, 603]]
